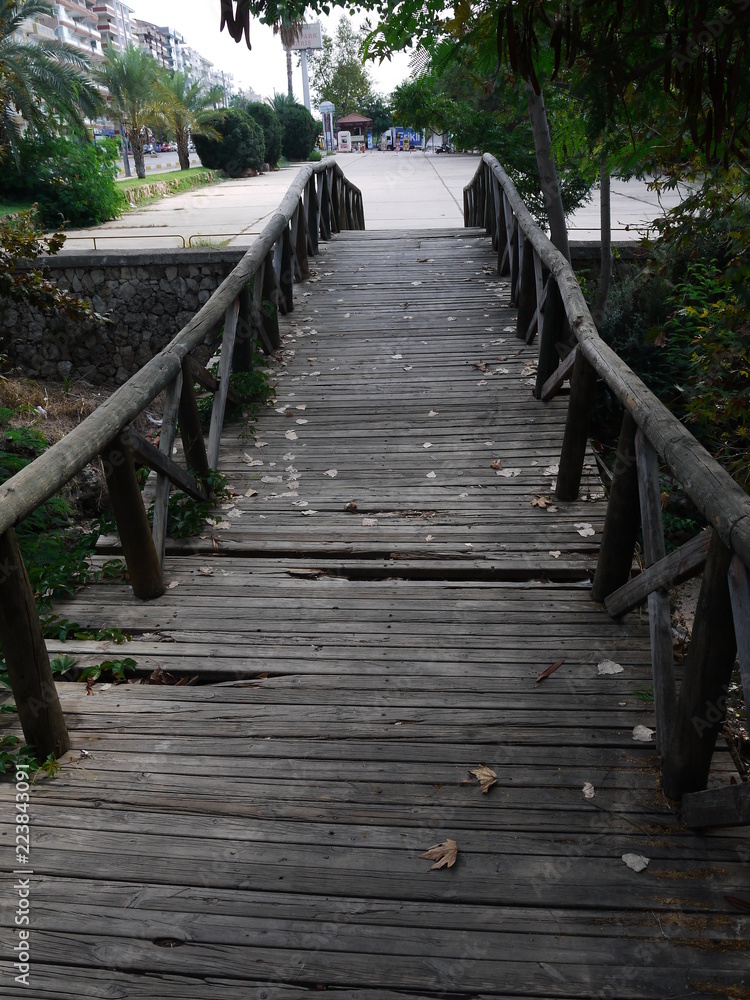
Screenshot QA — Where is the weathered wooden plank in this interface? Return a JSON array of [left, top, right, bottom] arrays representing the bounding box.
[[605, 527, 712, 617], [539, 341, 575, 402], [682, 781, 750, 828], [126, 430, 208, 505]]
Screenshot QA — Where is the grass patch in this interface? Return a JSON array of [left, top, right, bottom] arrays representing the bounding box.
[[0, 199, 35, 219], [117, 168, 222, 210], [117, 166, 215, 190]]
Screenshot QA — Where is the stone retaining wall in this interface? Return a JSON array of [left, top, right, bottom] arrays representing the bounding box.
[[1, 249, 245, 385]]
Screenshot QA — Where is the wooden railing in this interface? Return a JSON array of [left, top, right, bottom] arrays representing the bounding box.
[[465, 154, 750, 827], [0, 159, 364, 762]]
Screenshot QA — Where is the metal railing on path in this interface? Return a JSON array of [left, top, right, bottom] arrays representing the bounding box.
[[0, 159, 364, 763], [465, 154, 750, 827]]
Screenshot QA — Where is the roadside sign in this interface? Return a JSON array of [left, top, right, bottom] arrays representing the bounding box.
[[289, 23, 323, 49]]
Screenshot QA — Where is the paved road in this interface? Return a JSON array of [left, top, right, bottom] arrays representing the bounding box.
[[116, 150, 202, 178], [61, 151, 686, 253]]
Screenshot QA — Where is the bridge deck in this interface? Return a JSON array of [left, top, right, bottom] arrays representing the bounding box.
[[1, 229, 748, 998]]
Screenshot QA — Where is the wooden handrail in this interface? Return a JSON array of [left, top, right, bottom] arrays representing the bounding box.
[[465, 154, 750, 825], [0, 158, 364, 759], [0, 160, 362, 536], [466, 154, 750, 567]]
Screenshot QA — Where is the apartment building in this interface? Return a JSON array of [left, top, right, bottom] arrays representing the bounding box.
[[91, 1, 135, 53], [34, 0, 106, 61]]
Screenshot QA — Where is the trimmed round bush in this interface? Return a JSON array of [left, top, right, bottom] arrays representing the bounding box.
[[279, 104, 317, 161], [193, 109, 265, 177], [243, 103, 283, 167]]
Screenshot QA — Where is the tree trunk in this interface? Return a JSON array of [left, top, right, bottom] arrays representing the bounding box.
[[286, 48, 294, 98], [592, 156, 612, 329], [120, 133, 131, 178], [177, 135, 190, 170], [525, 80, 570, 262], [131, 131, 146, 179]]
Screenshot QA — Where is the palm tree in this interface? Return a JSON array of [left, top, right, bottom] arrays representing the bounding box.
[[160, 71, 223, 171], [0, 0, 103, 164], [273, 18, 303, 99], [94, 44, 167, 179]]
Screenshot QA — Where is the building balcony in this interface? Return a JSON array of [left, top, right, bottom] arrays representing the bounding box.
[[59, 0, 98, 23]]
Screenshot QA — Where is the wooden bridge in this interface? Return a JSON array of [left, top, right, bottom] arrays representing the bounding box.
[[1, 158, 749, 998]]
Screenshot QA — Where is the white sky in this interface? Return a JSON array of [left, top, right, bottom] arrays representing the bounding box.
[[129, 0, 412, 104]]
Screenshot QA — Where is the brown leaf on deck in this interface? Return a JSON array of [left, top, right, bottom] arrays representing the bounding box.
[[536, 658, 565, 683], [419, 839, 458, 870], [490, 459, 503, 470], [468, 764, 497, 793]]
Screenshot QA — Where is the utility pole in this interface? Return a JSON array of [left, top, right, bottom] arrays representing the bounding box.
[[300, 49, 311, 111]]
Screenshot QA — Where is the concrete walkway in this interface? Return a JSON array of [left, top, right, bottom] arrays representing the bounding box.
[[59, 152, 686, 253]]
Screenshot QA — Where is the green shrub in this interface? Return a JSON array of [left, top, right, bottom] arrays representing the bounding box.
[[308, 149, 323, 162], [193, 109, 265, 177], [278, 104, 317, 161], [3, 136, 122, 228], [243, 103, 283, 166]]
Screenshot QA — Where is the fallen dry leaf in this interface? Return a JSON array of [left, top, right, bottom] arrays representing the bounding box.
[[245, 488, 258, 497], [490, 459, 503, 470], [167, 581, 179, 589], [574, 522, 595, 537], [425, 534, 435, 541], [198, 566, 214, 577], [548, 550, 561, 559], [423, 442, 433, 449], [324, 469, 338, 478], [428, 410, 438, 416], [426, 471, 436, 479], [344, 501, 358, 512], [632, 725, 655, 743], [473, 362, 489, 373], [536, 657, 564, 683], [598, 659, 624, 675], [285, 430, 298, 441], [419, 839, 458, 871], [496, 468, 521, 478], [622, 853, 650, 872], [469, 765, 497, 793], [582, 782, 595, 800], [531, 494, 554, 508], [362, 517, 378, 526]]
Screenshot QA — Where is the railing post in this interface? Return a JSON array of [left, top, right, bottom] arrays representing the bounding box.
[[319, 171, 331, 240], [509, 224, 521, 307], [555, 349, 597, 500], [534, 279, 565, 395], [635, 429, 677, 751], [483, 163, 493, 233], [232, 285, 254, 373], [591, 412, 640, 602], [260, 248, 281, 349], [279, 226, 294, 314], [101, 437, 165, 600], [330, 170, 341, 233], [306, 177, 319, 255], [662, 532, 737, 798], [178, 360, 210, 480], [0, 528, 70, 760], [294, 200, 310, 280], [516, 243, 537, 340]]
